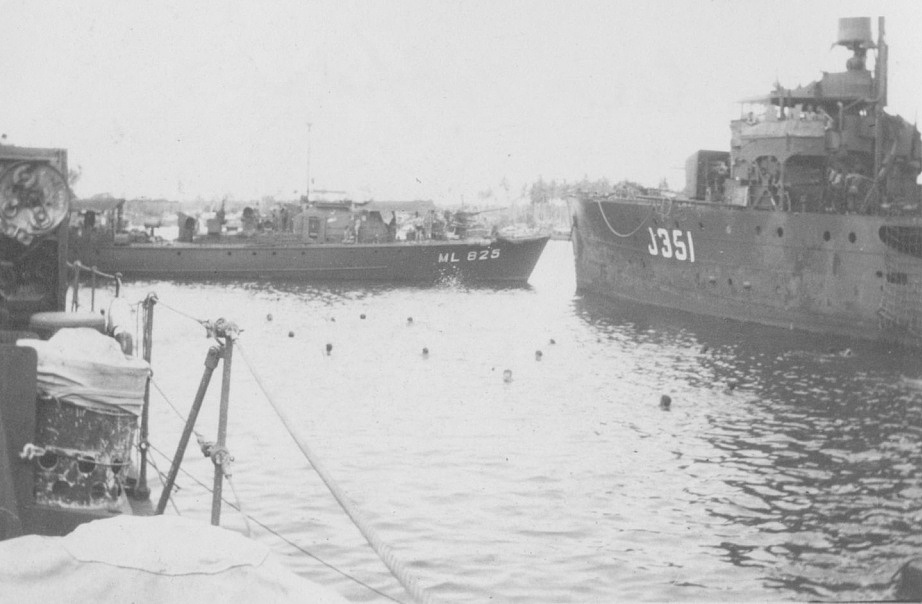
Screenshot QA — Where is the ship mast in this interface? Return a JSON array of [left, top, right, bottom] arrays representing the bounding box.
[[873, 17, 887, 183], [305, 122, 312, 204]]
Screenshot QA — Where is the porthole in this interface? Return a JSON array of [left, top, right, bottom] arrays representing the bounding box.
[[90, 483, 107, 500], [38, 452, 58, 470], [776, 227, 784, 237], [848, 232, 857, 243], [823, 231, 831, 242]]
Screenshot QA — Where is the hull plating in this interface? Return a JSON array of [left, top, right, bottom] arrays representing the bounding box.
[[571, 196, 922, 346], [71, 236, 550, 283]]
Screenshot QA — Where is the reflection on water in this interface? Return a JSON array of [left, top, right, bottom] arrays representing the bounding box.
[[117, 241, 921, 602], [576, 294, 922, 600]]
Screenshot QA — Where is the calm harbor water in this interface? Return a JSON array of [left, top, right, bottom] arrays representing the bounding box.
[[107, 240, 922, 602]]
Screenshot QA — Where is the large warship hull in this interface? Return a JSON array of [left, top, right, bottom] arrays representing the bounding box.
[[571, 196, 922, 347], [70, 234, 550, 283]]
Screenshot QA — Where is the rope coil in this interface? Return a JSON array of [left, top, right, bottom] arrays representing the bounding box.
[[18, 443, 44, 461]]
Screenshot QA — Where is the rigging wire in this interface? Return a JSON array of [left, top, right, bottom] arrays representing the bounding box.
[[145, 442, 404, 604], [150, 378, 250, 533], [226, 475, 253, 538], [144, 442, 182, 516], [143, 301, 420, 602], [156, 300, 211, 327], [151, 379, 204, 438]]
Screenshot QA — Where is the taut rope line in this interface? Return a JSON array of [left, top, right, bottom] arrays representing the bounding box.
[[237, 341, 433, 604], [137, 300, 422, 601]]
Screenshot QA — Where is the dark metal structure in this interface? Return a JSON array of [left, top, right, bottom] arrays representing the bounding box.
[[570, 17, 922, 347], [70, 199, 550, 284], [0, 146, 239, 541]]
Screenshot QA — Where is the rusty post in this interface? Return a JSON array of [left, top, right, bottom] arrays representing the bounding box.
[[70, 261, 81, 311], [134, 292, 158, 500], [155, 345, 221, 515], [90, 267, 97, 311], [210, 320, 239, 526]]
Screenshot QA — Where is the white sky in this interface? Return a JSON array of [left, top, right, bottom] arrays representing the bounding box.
[[1, 0, 920, 203]]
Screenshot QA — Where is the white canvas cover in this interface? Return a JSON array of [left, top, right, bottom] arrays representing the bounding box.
[[17, 327, 151, 415], [0, 515, 347, 603]]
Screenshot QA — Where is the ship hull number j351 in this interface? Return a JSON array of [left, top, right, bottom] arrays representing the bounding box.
[[647, 227, 695, 262], [438, 249, 501, 263]]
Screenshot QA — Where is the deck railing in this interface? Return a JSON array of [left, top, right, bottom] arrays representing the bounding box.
[[66, 260, 122, 312]]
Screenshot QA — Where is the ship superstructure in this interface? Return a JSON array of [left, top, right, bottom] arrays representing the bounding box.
[[717, 18, 920, 216], [571, 17, 922, 346]]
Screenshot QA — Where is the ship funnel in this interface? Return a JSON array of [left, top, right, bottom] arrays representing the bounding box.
[[836, 17, 875, 49]]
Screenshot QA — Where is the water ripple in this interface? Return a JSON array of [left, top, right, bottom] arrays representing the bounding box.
[[116, 242, 922, 601]]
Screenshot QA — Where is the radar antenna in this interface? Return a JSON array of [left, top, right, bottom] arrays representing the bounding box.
[[835, 17, 876, 71]]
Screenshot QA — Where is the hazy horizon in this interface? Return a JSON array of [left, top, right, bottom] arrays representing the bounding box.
[[2, 0, 920, 204]]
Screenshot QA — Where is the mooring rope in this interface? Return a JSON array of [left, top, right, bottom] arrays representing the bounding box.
[[139, 301, 422, 601], [236, 341, 433, 604], [595, 198, 654, 238], [146, 441, 404, 603]]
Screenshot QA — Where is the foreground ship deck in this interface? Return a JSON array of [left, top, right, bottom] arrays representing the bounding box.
[[0, 145, 430, 602], [571, 17, 922, 348]]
